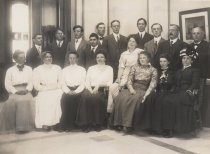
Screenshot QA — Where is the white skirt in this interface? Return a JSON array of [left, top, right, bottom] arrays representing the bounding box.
[[35, 89, 62, 128]]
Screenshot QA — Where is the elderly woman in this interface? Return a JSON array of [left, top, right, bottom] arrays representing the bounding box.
[[33, 51, 62, 131], [76, 51, 113, 132], [113, 51, 157, 134], [173, 48, 200, 134], [0, 50, 34, 133], [151, 54, 175, 136], [59, 52, 86, 131], [107, 35, 143, 113]]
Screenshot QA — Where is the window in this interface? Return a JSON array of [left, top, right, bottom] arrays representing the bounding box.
[[11, 3, 29, 55]]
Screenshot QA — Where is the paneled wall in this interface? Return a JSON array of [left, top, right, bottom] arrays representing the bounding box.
[[73, 0, 169, 39]]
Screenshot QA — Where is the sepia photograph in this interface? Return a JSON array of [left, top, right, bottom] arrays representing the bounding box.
[[0, 0, 210, 154]]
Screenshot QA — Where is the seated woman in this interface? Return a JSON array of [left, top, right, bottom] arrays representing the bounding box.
[[59, 52, 86, 131], [173, 48, 200, 134], [107, 35, 143, 113], [33, 51, 62, 131], [151, 54, 175, 136], [76, 51, 113, 132], [113, 51, 157, 134], [0, 50, 34, 134]]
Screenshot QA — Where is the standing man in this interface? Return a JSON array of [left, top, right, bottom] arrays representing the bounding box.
[[64, 25, 88, 66], [190, 27, 210, 79], [144, 23, 166, 66], [96, 22, 106, 45], [135, 18, 153, 49], [190, 27, 210, 123], [49, 28, 68, 68], [102, 20, 127, 80], [80, 33, 102, 69], [26, 34, 43, 69], [155, 24, 188, 70]]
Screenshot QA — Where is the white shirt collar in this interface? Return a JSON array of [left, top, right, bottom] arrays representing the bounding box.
[[154, 36, 161, 43], [183, 65, 191, 69], [91, 45, 98, 52], [113, 33, 120, 41], [35, 44, 41, 51], [139, 31, 146, 38], [193, 41, 201, 45], [75, 37, 82, 43], [170, 38, 178, 44]]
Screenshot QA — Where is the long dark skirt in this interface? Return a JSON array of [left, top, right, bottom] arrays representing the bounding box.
[[60, 93, 81, 130], [151, 91, 176, 133], [76, 89, 107, 127], [0, 93, 35, 133], [174, 91, 196, 133], [113, 84, 147, 128]]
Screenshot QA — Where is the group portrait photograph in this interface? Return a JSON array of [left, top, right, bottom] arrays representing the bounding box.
[[0, 0, 210, 154]]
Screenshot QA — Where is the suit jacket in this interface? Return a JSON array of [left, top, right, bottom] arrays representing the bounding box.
[[49, 40, 68, 68], [80, 44, 102, 70], [26, 46, 43, 69], [102, 34, 127, 80], [190, 40, 210, 78], [64, 39, 88, 66], [155, 39, 189, 70], [134, 32, 153, 49], [144, 37, 166, 66]]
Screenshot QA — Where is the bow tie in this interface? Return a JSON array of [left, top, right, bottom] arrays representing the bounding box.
[[99, 37, 103, 40], [17, 65, 24, 71]]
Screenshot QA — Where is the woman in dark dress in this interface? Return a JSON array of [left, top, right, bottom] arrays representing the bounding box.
[[59, 52, 86, 131], [151, 54, 175, 136], [113, 51, 157, 134], [76, 51, 113, 132], [173, 48, 200, 134]]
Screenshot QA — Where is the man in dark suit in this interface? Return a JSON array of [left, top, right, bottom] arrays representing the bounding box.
[[190, 27, 210, 123], [144, 23, 166, 66], [80, 33, 101, 69], [102, 20, 127, 80], [155, 24, 188, 70], [26, 34, 43, 69], [96, 22, 106, 45], [134, 18, 153, 49], [48, 28, 67, 68], [64, 25, 88, 66], [190, 27, 210, 79]]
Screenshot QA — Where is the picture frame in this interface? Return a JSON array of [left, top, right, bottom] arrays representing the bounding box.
[[179, 7, 210, 44]]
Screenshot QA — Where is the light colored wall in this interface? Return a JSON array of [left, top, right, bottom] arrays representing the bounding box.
[[109, 0, 148, 36], [83, 0, 108, 40], [170, 0, 210, 24], [149, 0, 169, 39]]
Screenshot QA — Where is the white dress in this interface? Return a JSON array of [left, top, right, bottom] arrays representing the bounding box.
[[33, 64, 62, 128]]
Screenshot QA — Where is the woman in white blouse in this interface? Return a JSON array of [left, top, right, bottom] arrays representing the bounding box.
[[76, 51, 113, 132], [33, 51, 62, 131], [59, 52, 86, 131], [107, 35, 143, 113], [0, 50, 34, 133]]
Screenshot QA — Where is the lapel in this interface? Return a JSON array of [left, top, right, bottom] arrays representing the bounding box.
[[77, 39, 84, 51]]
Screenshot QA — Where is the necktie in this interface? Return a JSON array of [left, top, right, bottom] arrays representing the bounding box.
[[17, 65, 24, 71], [75, 39, 78, 43], [140, 34, 142, 39], [154, 40, 158, 47], [58, 41, 62, 47], [91, 47, 95, 53], [170, 41, 173, 47], [117, 36, 120, 42]]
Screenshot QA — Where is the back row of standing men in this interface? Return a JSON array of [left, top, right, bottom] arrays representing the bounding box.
[[26, 18, 210, 80]]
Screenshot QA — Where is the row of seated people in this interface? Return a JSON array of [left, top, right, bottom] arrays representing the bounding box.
[[0, 35, 201, 138]]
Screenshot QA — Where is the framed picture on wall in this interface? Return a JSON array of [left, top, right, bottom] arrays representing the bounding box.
[[179, 7, 210, 44]]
